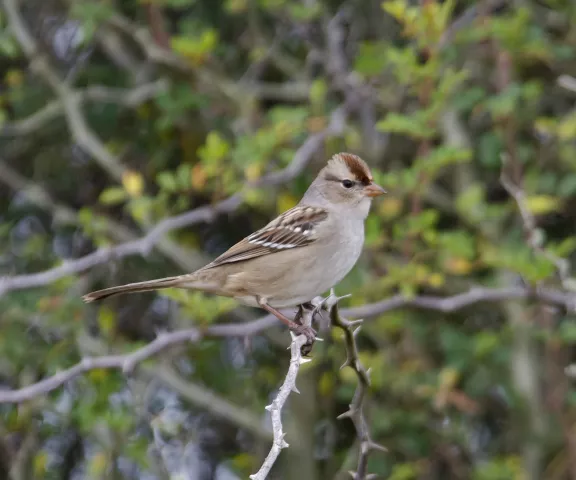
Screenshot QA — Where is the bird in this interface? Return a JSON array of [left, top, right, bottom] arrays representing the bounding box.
[[82, 153, 385, 345]]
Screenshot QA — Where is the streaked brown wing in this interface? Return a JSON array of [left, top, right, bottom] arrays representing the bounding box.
[[204, 206, 328, 268]]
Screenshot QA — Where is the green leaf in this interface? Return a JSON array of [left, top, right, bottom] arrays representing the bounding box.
[[197, 131, 230, 164], [98, 306, 115, 336], [99, 187, 127, 205], [171, 30, 218, 63], [355, 42, 389, 76], [558, 175, 576, 197], [176, 163, 192, 190], [377, 112, 436, 139], [478, 133, 503, 168], [156, 172, 178, 192], [309, 78, 327, 106], [525, 195, 560, 215], [452, 87, 486, 113]]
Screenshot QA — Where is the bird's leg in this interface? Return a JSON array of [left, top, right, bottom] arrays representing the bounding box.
[[257, 298, 317, 352], [294, 302, 315, 325], [293, 302, 318, 356]]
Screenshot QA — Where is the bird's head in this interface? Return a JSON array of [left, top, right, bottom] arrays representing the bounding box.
[[306, 153, 385, 214]]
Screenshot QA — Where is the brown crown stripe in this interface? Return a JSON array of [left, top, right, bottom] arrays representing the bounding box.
[[339, 153, 372, 185]]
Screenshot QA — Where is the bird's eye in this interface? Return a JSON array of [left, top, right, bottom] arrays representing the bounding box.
[[341, 179, 354, 188]]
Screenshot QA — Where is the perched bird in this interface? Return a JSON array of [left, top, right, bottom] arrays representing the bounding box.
[[83, 153, 385, 344]]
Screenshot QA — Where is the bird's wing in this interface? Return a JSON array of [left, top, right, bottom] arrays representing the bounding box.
[[203, 206, 329, 268]]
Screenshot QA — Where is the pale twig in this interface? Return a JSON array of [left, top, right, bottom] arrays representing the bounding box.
[[0, 105, 347, 297], [326, 291, 386, 480], [0, 80, 167, 137], [0, 329, 198, 403], [250, 331, 311, 480], [558, 75, 576, 94], [341, 286, 576, 318]]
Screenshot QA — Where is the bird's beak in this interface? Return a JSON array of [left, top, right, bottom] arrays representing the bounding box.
[[364, 182, 387, 197]]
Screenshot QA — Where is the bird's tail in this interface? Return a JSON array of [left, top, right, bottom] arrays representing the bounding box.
[[82, 275, 188, 303]]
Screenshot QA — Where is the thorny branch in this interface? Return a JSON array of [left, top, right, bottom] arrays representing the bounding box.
[[249, 332, 311, 480], [326, 291, 386, 480]]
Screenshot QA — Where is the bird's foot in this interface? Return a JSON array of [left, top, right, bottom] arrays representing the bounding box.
[[290, 323, 317, 356]]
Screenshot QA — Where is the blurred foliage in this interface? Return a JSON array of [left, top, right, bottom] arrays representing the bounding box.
[[1, 0, 576, 479]]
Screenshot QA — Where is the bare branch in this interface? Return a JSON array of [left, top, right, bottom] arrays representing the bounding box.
[[0, 105, 347, 297], [0, 157, 135, 244], [0, 329, 198, 403], [0, 80, 167, 137], [500, 155, 574, 293], [326, 291, 386, 480], [558, 75, 576, 94], [0, 315, 279, 404], [342, 286, 576, 318], [140, 365, 273, 441], [250, 331, 311, 480], [3, 0, 126, 181]]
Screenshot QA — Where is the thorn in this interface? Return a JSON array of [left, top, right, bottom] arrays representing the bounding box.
[[325, 289, 352, 309], [265, 404, 273, 411], [310, 296, 324, 307], [366, 475, 379, 480], [340, 360, 351, 370], [291, 384, 301, 394], [314, 336, 324, 342], [349, 319, 364, 327], [352, 325, 362, 338], [368, 440, 388, 453], [337, 409, 353, 420], [300, 357, 312, 364], [289, 331, 297, 341]]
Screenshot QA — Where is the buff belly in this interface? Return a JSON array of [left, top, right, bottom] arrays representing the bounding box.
[[225, 239, 362, 309]]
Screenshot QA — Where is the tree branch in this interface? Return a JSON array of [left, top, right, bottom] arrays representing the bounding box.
[[0, 315, 279, 404], [250, 328, 311, 480], [500, 157, 574, 292], [3, 0, 126, 181], [0, 80, 167, 137], [327, 291, 386, 480]]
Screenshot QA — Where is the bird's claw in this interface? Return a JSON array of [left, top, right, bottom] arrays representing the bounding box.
[[291, 323, 317, 356]]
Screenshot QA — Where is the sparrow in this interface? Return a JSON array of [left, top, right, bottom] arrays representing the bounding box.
[[82, 153, 385, 345]]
